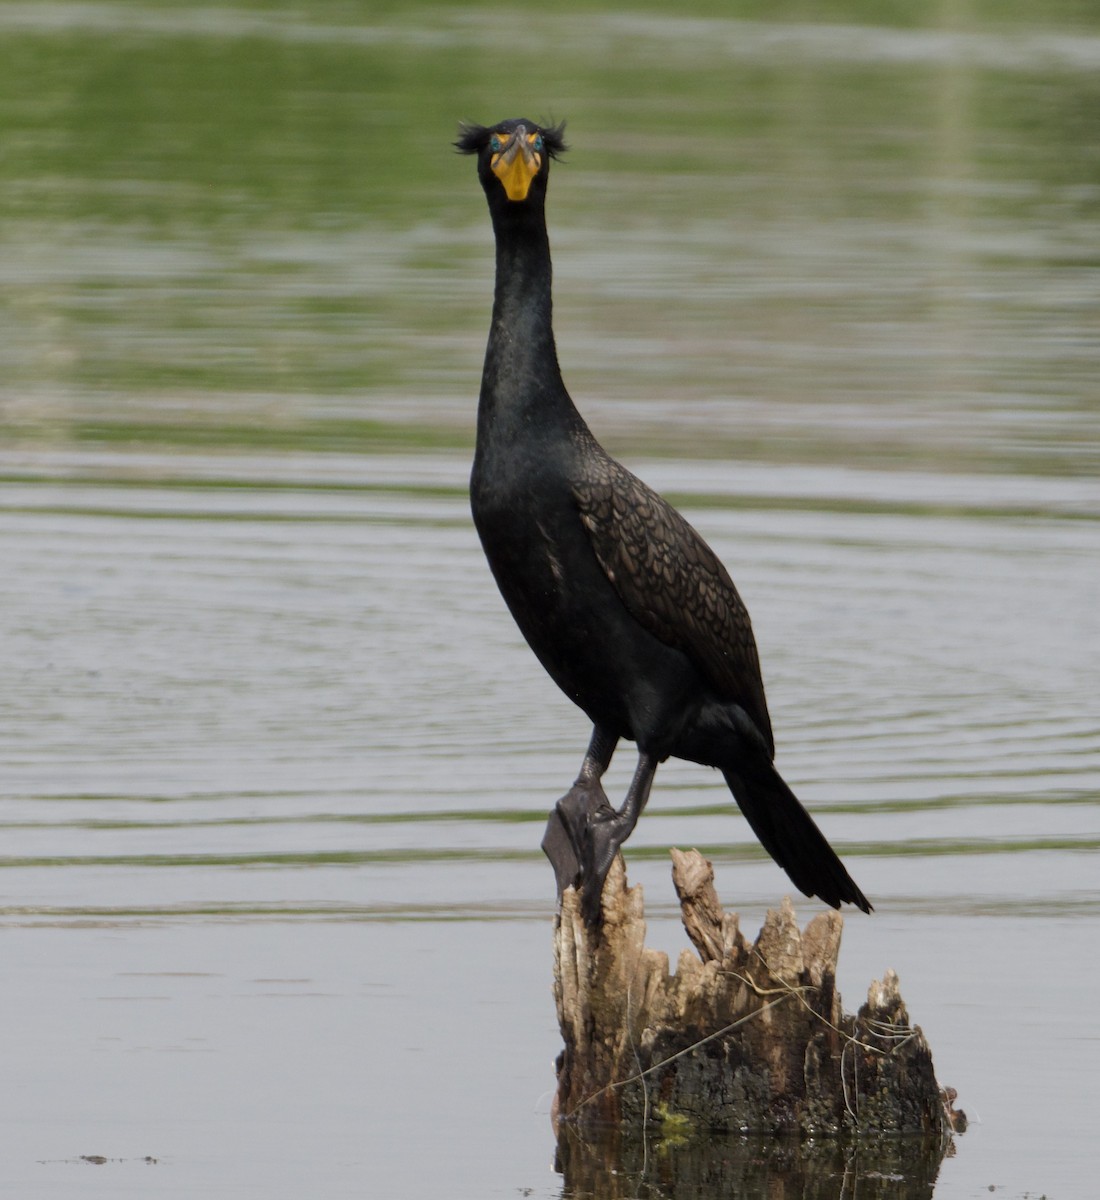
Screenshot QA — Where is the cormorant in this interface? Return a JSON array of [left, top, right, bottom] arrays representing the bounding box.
[[458, 118, 871, 926]]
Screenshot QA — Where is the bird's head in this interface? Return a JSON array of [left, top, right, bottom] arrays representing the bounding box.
[[456, 118, 567, 208]]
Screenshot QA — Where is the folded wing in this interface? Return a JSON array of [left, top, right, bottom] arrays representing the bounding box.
[[574, 455, 775, 759]]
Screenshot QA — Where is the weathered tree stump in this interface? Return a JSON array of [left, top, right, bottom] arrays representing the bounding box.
[[552, 850, 964, 1141]]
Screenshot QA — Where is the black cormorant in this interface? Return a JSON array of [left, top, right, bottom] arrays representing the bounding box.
[[457, 118, 871, 926]]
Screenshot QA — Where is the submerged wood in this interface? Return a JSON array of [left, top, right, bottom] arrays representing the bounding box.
[[552, 850, 963, 1138]]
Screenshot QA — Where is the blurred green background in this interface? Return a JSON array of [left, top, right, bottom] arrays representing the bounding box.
[[2, 0, 1097, 470]]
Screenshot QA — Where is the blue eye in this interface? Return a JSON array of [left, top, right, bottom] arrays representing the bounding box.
[[490, 134, 503, 152], [533, 133, 544, 151]]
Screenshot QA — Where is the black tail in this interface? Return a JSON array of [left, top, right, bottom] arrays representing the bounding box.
[[722, 760, 872, 913]]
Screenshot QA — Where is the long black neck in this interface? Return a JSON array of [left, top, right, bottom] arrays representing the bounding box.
[[477, 202, 587, 453]]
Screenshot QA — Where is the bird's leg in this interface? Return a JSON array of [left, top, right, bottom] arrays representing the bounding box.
[[577, 751, 658, 926], [541, 727, 618, 901]]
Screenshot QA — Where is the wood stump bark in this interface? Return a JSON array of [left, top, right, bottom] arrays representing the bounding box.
[[551, 850, 964, 1140]]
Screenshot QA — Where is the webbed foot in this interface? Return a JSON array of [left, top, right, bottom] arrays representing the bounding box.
[[542, 781, 634, 927], [541, 779, 608, 903], [541, 746, 658, 929]]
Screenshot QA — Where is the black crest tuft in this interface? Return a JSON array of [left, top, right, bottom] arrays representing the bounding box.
[[455, 119, 567, 159]]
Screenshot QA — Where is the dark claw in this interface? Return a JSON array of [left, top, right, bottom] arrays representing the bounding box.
[[579, 862, 607, 928]]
